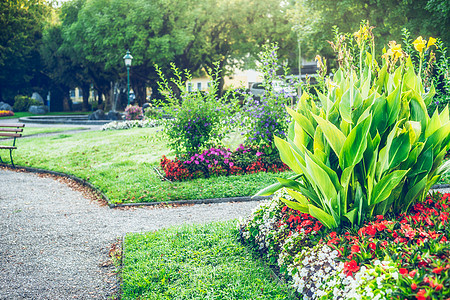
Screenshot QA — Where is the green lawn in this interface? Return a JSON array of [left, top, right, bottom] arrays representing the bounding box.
[[122, 221, 295, 300], [2, 127, 294, 204], [0, 111, 90, 119], [0, 127, 86, 139]]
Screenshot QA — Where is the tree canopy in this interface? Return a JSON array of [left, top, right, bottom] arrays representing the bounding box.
[[0, 0, 49, 102], [1, 0, 448, 109]]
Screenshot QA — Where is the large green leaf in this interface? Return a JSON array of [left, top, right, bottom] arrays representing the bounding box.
[[437, 160, 450, 176], [274, 136, 303, 174], [423, 83, 436, 106], [281, 197, 309, 214], [370, 170, 409, 206], [409, 90, 429, 131], [339, 114, 372, 170], [386, 85, 401, 127], [312, 114, 346, 157], [426, 109, 442, 138], [286, 106, 315, 139], [253, 174, 302, 196], [370, 96, 388, 137], [286, 189, 310, 206], [308, 204, 337, 229], [398, 176, 427, 212], [304, 152, 338, 202], [424, 122, 450, 157], [388, 131, 411, 170]]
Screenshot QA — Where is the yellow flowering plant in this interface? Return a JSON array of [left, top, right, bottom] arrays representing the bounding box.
[[256, 25, 448, 229], [412, 36, 438, 77]]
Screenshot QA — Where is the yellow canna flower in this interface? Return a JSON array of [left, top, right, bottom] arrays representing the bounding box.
[[315, 55, 322, 64], [388, 41, 403, 59], [413, 36, 426, 53], [427, 37, 437, 50]]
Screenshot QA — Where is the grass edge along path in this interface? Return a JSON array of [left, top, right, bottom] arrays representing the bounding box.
[[121, 220, 296, 300], [3, 127, 296, 204]]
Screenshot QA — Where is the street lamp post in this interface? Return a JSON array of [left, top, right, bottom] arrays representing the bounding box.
[[123, 50, 133, 106]]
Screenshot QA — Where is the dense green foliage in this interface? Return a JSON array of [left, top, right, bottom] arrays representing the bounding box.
[[122, 221, 295, 300], [258, 25, 450, 229], [12, 95, 42, 112], [0, 0, 48, 102], [155, 64, 238, 155]]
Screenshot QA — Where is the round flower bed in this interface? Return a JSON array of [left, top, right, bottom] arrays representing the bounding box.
[[160, 144, 289, 181], [239, 189, 450, 299]]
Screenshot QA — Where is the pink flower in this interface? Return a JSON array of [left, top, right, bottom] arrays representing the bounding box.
[[256, 151, 263, 157]]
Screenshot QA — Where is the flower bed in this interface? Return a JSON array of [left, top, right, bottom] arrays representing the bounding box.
[[101, 119, 159, 131], [160, 144, 289, 181], [0, 110, 14, 117], [239, 189, 450, 299]]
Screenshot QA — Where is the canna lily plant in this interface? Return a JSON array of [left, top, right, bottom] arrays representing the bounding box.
[[256, 24, 450, 229]]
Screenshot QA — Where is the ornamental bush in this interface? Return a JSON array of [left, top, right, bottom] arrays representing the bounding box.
[[124, 104, 143, 120], [155, 63, 238, 156], [12, 95, 42, 112], [241, 44, 295, 149], [258, 23, 450, 229]]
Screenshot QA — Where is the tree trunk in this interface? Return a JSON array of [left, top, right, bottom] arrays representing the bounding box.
[[132, 78, 147, 106], [81, 84, 90, 111]]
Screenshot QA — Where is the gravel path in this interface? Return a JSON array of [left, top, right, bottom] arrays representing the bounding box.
[[0, 169, 261, 299]]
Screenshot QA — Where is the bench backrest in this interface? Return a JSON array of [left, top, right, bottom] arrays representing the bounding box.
[[0, 124, 25, 138]]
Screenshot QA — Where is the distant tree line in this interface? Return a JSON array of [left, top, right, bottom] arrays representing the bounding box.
[[0, 0, 447, 111]]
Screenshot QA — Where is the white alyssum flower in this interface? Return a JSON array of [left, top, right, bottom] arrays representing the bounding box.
[[101, 119, 159, 130]]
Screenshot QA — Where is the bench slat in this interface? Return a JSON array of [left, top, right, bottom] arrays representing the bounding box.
[[0, 133, 21, 137], [0, 146, 17, 149], [0, 123, 25, 128], [0, 128, 23, 133]]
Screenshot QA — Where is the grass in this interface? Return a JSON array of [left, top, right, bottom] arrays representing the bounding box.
[[2, 127, 294, 204], [0, 127, 86, 139], [0, 111, 90, 120], [122, 221, 295, 300]]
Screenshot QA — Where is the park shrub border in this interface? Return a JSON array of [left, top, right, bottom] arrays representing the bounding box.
[[239, 188, 450, 299]]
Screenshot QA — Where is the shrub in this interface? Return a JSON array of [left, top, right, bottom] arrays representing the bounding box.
[[12, 95, 42, 112], [124, 105, 143, 120], [258, 23, 450, 229], [241, 44, 295, 149], [155, 63, 238, 156]]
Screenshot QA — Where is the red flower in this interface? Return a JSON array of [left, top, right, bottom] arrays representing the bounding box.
[[368, 242, 376, 251], [365, 225, 377, 236], [409, 270, 417, 277], [416, 289, 426, 300], [351, 245, 361, 254], [436, 284, 443, 291], [411, 282, 417, 290], [343, 260, 360, 277], [432, 266, 444, 274], [399, 268, 408, 275]]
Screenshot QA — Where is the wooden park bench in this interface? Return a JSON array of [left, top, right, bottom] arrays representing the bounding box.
[[0, 123, 25, 168]]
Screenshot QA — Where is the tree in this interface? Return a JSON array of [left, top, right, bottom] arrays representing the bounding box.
[[288, 0, 450, 65], [0, 0, 49, 103]]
